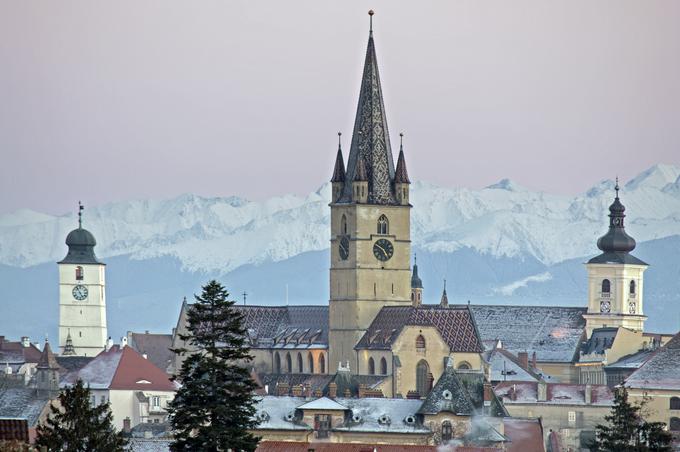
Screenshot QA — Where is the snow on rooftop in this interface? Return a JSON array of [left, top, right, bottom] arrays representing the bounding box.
[[297, 396, 347, 411]]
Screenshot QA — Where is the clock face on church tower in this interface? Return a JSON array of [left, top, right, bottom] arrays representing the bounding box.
[[373, 239, 394, 262], [600, 300, 611, 313], [72, 285, 88, 301]]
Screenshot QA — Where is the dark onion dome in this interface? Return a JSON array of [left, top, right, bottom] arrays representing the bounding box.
[[59, 226, 103, 265], [411, 259, 423, 289], [588, 183, 647, 266]]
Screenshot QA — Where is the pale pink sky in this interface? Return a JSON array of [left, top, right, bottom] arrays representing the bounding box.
[[1, 1, 679, 215]]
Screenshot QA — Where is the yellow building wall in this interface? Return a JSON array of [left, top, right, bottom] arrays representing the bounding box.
[[627, 388, 680, 428]]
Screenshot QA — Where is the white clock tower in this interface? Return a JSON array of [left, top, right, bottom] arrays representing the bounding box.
[[58, 203, 108, 357], [583, 182, 648, 336]]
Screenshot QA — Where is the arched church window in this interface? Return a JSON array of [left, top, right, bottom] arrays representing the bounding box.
[[601, 279, 611, 294], [442, 420, 453, 442], [368, 357, 375, 375], [671, 397, 680, 410], [308, 353, 314, 374], [297, 352, 303, 373], [416, 335, 426, 350], [285, 353, 292, 373], [274, 353, 281, 373], [630, 280, 636, 296], [377, 215, 389, 234], [416, 360, 430, 397], [380, 357, 387, 375], [319, 353, 326, 374], [670, 417, 680, 431], [457, 361, 471, 370], [341, 215, 347, 235], [75, 266, 84, 281]]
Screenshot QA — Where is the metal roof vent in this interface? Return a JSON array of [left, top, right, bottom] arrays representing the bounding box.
[[351, 413, 362, 423], [284, 411, 295, 422], [403, 415, 417, 425], [442, 389, 453, 400]]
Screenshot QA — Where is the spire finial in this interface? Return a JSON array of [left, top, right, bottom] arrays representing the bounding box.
[[338, 131, 342, 147], [414, 253, 417, 265], [615, 176, 620, 198], [400, 132, 404, 150], [78, 201, 84, 228], [444, 278, 447, 291], [368, 10, 374, 34]]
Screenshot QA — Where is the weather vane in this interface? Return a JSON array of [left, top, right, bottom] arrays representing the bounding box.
[[78, 201, 84, 228], [368, 10, 374, 33]]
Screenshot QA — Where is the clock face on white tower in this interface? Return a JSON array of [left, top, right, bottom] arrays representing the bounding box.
[[600, 300, 611, 313], [72, 285, 88, 301]]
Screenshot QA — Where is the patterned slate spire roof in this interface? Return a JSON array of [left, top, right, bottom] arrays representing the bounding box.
[[440, 281, 449, 307], [62, 331, 76, 356], [341, 14, 397, 204], [411, 256, 423, 289], [331, 132, 346, 183], [394, 133, 410, 184], [37, 340, 59, 370], [354, 156, 368, 182]]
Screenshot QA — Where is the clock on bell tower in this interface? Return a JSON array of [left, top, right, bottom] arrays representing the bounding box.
[[328, 17, 413, 373], [58, 203, 108, 357]]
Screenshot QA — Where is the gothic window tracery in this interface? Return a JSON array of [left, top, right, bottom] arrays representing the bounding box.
[[416, 359, 430, 397], [377, 215, 389, 234], [319, 353, 326, 374]]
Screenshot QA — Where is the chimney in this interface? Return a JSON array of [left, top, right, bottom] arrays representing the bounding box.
[[21, 337, 30, 348], [142, 353, 148, 360], [358, 384, 367, 398], [277, 382, 290, 396], [328, 382, 338, 399], [406, 390, 420, 400], [585, 384, 592, 405], [531, 351, 537, 369], [343, 388, 351, 398], [510, 384, 517, 401], [123, 417, 131, 434], [121, 336, 128, 347], [537, 381, 547, 402], [105, 337, 113, 351], [483, 382, 493, 407], [517, 352, 529, 370], [314, 389, 323, 397]]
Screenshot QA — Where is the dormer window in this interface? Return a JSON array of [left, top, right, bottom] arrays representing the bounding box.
[[377, 215, 389, 235], [75, 266, 84, 281]]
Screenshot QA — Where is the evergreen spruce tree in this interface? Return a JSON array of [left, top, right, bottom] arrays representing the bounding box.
[[591, 387, 672, 451], [35, 379, 127, 452], [168, 280, 260, 452]]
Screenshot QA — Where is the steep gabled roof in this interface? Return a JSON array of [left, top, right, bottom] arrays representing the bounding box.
[[355, 305, 483, 353], [469, 305, 586, 363], [624, 331, 680, 390], [127, 332, 173, 374]]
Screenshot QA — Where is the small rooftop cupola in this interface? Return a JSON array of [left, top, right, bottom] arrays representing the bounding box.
[[58, 202, 102, 265], [440, 280, 449, 308], [340, 11, 398, 205], [411, 255, 423, 307], [588, 179, 646, 265], [394, 133, 411, 205], [62, 330, 76, 356], [36, 338, 60, 398], [331, 132, 346, 202]]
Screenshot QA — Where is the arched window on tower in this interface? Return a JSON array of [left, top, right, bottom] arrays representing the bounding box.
[[75, 266, 84, 281], [416, 360, 430, 397], [297, 352, 303, 373], [442, 420, 453, 443], [341, 214, 347, 235], [319, 353, 326, 374], [671, 397, 680, 410], [377, 215, 389, 235], [380, 357, 387, 375], [274, 353, 281, 373], [630, 280, 636, 297], [416, 335, 426, 350], [285, 353, 292, 373], [308, 352, 314, 374], [368, 357, 375, 375], [602, 279, 611, 295]]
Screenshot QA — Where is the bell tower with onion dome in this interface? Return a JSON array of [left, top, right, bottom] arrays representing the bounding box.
[[58, 202, 108, 357], [583, 180, 648, 335]]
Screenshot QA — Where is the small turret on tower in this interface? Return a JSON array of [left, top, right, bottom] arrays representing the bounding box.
[[440, 280, 449, 308], [411, 255, 423, 306], [395, 133, 411, 206], [331, 132, 346, 202], [352, 156, 369, 203], [36, 339, 60, 398]]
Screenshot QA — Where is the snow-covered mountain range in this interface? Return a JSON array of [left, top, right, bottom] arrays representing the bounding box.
[[2, 164, 680, 271], [1, 163, 680, 341]]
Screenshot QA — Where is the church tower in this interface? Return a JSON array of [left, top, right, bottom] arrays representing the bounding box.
[[329, 11, 412, 373], [583, 181, 648, 336], [58, 203, 108, 357]]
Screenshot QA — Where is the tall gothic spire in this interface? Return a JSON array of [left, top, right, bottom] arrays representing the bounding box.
[[341, 11, 397, 204]]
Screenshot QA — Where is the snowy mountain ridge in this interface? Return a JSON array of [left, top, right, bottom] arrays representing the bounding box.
[[2, 164, 680, 272]]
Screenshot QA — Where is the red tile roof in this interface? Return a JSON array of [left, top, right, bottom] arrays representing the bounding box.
[[110, 346, 178, 391], [256, 442, 437, 452], [504, 418, 545, 452]]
